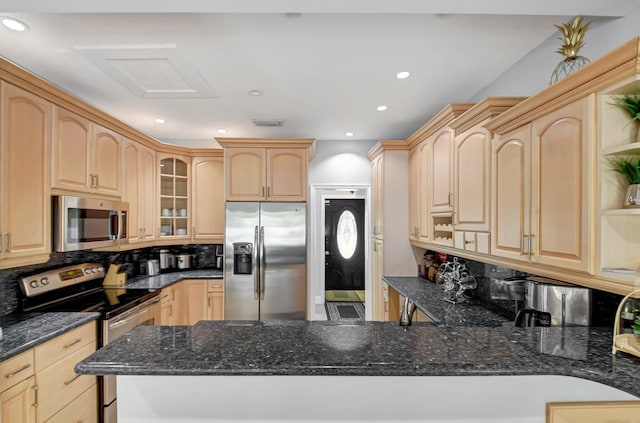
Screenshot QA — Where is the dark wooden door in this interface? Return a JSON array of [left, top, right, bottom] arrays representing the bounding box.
[[324, 199, 365, 290]]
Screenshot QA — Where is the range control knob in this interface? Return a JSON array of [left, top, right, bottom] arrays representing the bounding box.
[[84, 268, 92, 275], [29, 280, 38, 288], [40, 277, 49, 286], [91, 267, 98, 273]]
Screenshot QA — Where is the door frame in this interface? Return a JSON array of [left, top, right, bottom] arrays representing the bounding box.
[[309, 184, 371, 320]]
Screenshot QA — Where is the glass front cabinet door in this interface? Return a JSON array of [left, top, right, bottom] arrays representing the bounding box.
[[159, 156, 191, 238]]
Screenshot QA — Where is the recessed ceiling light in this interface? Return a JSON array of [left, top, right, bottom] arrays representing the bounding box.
[[154, 118, 166, 124], [249, 90, 263, 96], [345, 131, 355, 137], [396, 71, 410, 80], [1, 17, 29, 32], [377, 105, 387, 111], [217, 129, 227, 134]]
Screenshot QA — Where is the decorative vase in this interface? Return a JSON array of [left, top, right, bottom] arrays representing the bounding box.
[[549, 16, 591, 85], [624, 184, 640, 208], [550, 56, 590, 84]]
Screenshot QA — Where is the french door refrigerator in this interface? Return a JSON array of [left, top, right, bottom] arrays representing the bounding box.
[[225, 202, 307, 320]]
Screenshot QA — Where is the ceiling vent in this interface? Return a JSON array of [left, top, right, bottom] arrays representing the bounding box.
[[252, 119, 284, 127]]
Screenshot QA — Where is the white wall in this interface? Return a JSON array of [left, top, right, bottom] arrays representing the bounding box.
[[307, 139, 377, 319], [308, 139, 377, 185], [471, 12, 640, 100]]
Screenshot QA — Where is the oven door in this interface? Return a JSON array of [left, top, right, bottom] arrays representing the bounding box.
[[102, 294, 160, 423]]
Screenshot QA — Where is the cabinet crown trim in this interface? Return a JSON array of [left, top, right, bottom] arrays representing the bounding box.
[[485, 36, 640, 134], [406, 103, 475, 148], [367, 140, 409, 160], [215, 137, 315, 149], [449, 97, 528, 133]]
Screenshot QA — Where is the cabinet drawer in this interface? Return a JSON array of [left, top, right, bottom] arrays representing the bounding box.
[[208, 280, 224, 292], [0, 349, 34, 393], [44, 383, 97, 423], [37, 343, 96, 422], [35, 321, 96, 372]]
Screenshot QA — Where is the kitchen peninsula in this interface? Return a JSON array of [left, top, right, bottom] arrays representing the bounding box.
[[76, 311, 640, 422]]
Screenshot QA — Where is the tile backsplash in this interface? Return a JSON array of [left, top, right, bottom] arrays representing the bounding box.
[[0, 244, 222, 317]]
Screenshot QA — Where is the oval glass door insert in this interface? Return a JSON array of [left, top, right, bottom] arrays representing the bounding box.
[[336, 210, 357, 260]]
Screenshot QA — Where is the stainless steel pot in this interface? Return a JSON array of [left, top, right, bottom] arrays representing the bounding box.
[[159, 249, 172, 270], [174, 254, 194, 269]]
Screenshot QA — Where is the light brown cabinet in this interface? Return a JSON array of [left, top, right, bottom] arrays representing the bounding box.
[[409, 140, 431, 243], [192, 156, 224, 242], [430, 129, 455, 214], [159, 283, 184, 325], [34, 321, 97, 423], [159, 279, 225, 325], [491, 98, 593, 273], [371, 153, 384, 238], [52, 106, 121, 196], [223, 147, 308, 201], [0, 322, 97, 423], [207, 280, 225, 321], [158, 155, 191, 239], [0, 376, 36, 423], [182, 279, 208, 325], [371, 238, 384, 321], [123, 138, 157, 244], [0, 82, 51, 269], [0, 349, 35, 423]]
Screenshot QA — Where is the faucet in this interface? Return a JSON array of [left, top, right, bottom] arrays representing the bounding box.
[[399, 296, 417, 326]]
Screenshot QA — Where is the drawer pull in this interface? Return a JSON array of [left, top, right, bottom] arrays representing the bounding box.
[[64, 374, 81, 386], [64, 338, 82, 349], [5, 363, 31, 379]]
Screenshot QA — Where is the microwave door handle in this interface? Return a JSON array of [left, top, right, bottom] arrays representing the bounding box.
[[108, 211, 119, 240]]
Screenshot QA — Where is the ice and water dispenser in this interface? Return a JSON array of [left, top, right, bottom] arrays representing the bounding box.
[[233, 242, 253, 274]]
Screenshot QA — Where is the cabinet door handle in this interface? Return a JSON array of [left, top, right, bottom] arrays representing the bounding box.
[[528, 234, 534, 256], [63, 374, 82, 386], [0, 232, 2, 252], [267, 186, 270, 198], [520, 235, 527, 255], [95, 175, 99, 188], [63, 338, 82, 349], [32, 384, 38, 408], [262, 186, 265, 197], [6, 233, 10, 252], [193, 227, 196, 238], [4, 363, 31, 379]]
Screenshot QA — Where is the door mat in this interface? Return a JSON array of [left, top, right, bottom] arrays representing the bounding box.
[[325, 290, 365, 302], [325, 302, 365, 321]]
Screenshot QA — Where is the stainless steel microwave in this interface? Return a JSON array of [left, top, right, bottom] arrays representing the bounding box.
[[53, 195, 129, 252]]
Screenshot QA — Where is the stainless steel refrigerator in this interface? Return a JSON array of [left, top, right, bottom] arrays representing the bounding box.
[[225, 202, 307, 320]]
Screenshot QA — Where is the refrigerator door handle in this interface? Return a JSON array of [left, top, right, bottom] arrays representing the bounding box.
[[259, 226, 266, 300], [253, 225, 260, 300]]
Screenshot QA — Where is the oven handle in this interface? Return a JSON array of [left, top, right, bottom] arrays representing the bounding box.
[[108, 296, 160, 330]]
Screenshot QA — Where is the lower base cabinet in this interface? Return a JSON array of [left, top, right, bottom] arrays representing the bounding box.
[[45, 384, 97, 423], [0, 376, 36, 423], [159, 279, 225, 325], [0, 321, 97, 423]]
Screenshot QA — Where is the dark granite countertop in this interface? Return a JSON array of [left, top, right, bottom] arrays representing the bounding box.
[[75, 320, 640, 397], [0, 312, 100, 361], [126, 268, 223, 290], [383, 276, 511, 327]]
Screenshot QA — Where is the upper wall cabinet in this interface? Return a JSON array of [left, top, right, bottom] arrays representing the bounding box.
[[449, 97, 526, 254], [217, 138, 314, 202], [123, 138, 156, 244], [0, 82, 51, 268], [491, 97, 593, 273], [52, 106, 122, 197], [158, 155, 191, 239], [406, 104, 473, 249], [192, 155, 225, 242]]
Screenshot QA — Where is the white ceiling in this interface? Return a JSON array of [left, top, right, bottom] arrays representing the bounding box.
[[1, 1, 639, 147]]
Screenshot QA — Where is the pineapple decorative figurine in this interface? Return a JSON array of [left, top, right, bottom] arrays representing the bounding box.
[[549, 16, 592, 84]]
